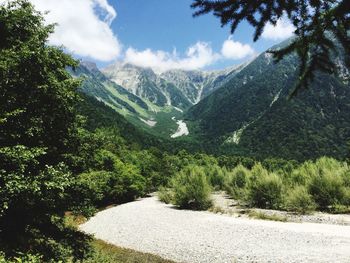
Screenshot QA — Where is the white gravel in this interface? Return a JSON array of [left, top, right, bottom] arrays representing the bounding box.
[[80, 197, 350, 263], [171, 120, 189, 138]]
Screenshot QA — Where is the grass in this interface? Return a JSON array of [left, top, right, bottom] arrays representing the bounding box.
[[84, 239, 175, 263], [65, 213, 174, 263], [208, 206, 226, 214], [247, 210, 288, 222]]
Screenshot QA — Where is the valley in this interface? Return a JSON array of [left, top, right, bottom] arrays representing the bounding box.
[[74, 39, 350, 161], [73, 61, 249, 142], [2, 1, 350, 262]]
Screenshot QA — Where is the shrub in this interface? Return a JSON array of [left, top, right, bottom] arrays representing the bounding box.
[[247, 164, 283, 209], [94, 150, 117, 171], [250, 163, 269, 180], [225, 164, 251, 198], [158, 186, 174, 204], [308, 169, 345, 209], [112, 161, 147, 203], [247, 211, 287, 222], [77, 171, 113, 206], [0, 252, 42, 263], [284, 185, 316, 214], [77, 160, 146, 206], [206, 164, 226, 190], [289, 162, 315, 186], [340, 168, 350, 187], [171, 165, 212, 210]]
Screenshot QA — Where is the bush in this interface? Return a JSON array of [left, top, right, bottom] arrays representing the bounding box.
[[0, 252, 42, 263], [225, 164, 251, 198], [206, 164, 226, 190], [308, 170, 345, 209], [247, 164, 283, 209], [289, 161, 315, 186], [158, 186, 174, 204], [77, 171, 113, 206], [284, 185, 316, 214], [171, 165, 212, 210], [77, 160, 146, 206], [112, 161, 147, 203]]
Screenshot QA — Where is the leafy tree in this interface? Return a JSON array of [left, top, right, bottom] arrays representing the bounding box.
[[0, 0, 91, 261], [192, 0, 350, 95]]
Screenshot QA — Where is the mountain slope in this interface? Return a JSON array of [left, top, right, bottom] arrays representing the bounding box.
[[103, 62, 246, 108], [186, 44, 350, 160], [102, 63, 192, 109], [71, 62, 150, 116], [71, 62, 190, 139]]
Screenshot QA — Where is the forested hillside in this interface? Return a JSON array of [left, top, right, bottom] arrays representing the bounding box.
[[186, 42, 350, 160]]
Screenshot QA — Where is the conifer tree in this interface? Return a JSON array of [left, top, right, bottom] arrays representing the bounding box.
[[192, 0, 350, 95]]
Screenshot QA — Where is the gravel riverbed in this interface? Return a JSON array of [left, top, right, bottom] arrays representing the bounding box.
[[80, 196, 350, 263]]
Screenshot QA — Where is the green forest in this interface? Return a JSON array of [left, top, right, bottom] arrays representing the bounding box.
[[1, 1, 349, 262]]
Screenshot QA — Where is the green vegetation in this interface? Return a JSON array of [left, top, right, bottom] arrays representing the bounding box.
[[0, 253, 42, 263], [247, 211, 288, 222], [0, 1, 91, 261], [1, 1, 349, 262], [284, 186, 316, 214], [224, 164, 251, 198], [248, 165, 283, 209], [83, 240, 175, 263], [186, 42, 350, 161], [192, 0, 350, 95], [169, 165, 212, 210], [226, 157, 350, 213], [159, 157, 350, 214]]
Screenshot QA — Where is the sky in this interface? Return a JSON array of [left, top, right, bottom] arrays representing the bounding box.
[[18, 0, 295, 71]]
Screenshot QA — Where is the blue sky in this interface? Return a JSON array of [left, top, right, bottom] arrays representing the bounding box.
[[114, 0, 270, 68], [27, 0, 295, 71]]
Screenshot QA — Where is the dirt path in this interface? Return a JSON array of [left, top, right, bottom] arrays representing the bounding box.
[[80, 196, 350, 263]]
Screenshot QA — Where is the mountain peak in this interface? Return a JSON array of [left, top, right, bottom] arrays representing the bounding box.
[[80, 61, 98, 72]]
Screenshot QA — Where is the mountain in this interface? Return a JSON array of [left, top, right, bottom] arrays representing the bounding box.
[[70, 62, 190, 139], [102, 63, 192, 110], [102, 62, 245, 108], [159, 64, 246, 104], [185, 42, 350, 160], [80, 61, 247, 140], [70, 61, 150, 116], [72, 40, 350, 161]]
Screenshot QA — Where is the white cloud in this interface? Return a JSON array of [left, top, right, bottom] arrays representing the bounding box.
[[262, 18, 295, 41], [0, 0, 257, 69], [29, 0, 121, 61], [125, 42, 220, 72], [221, 36, 255, 59]]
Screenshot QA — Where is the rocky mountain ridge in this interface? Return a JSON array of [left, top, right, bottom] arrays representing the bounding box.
[[102, 62, 247, 109]]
